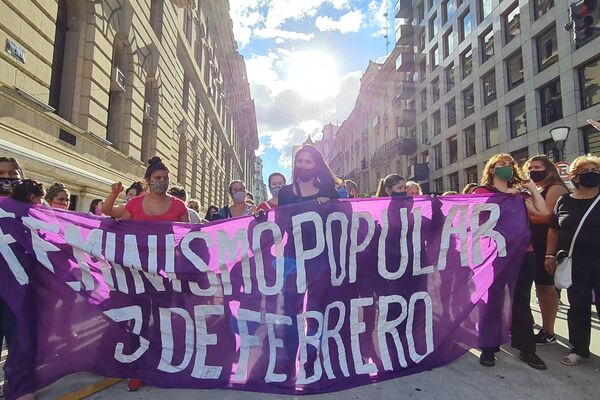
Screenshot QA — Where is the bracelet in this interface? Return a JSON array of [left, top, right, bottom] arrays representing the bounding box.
[[544, 255, 556, 259]]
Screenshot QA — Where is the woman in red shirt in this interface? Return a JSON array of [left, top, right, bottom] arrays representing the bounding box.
[[120, 157, 189, 223], [473, 153, 548, 370], [113, 157, 188, 392], [257, 172, 286, 212]]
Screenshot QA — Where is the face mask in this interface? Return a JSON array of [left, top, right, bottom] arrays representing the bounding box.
[[232, 191, 247, 203], [149, 180, 169, 195], [391, 191, 407, 197], [270, 187, 282, 198], [95, 205, 103, 216], [494, 165, 514, 182], [578, 171, 600, 188], [337, 188, 349, 198], [529, 170, 547, 183], [296, 168, 317, 182], [0, 177, 20, 195]]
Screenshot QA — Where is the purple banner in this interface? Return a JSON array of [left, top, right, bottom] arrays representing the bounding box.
[[0, 194, 529, 399]]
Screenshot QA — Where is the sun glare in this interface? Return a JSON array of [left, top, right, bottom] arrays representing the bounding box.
[[287, 51, 339, 101]]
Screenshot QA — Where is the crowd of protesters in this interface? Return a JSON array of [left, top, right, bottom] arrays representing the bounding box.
[[1, 136, 600, 396]]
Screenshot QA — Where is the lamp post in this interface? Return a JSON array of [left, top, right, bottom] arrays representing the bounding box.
[[550, 126, 570, 162]]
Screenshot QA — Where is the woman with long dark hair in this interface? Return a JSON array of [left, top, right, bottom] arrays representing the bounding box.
[[278, 144, 339, 206], [473, 153, 548, 370], [375, 174, 407, 197], [523, 155, 569, 345], [88, 199, 104, 216]]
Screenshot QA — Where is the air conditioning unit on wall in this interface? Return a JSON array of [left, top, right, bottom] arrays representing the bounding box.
[[110, 67, 126, 92]]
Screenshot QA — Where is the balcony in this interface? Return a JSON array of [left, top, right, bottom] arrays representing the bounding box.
[[372, 137, 417, 162], [395, 52, 415, 72], [409, 163, 429, 181], [396, 80, 415, 100], [361, 158, 368, 170], [395, 24, 414, 45], [395, 0, 412, 19], [396, 109, 416, 127]]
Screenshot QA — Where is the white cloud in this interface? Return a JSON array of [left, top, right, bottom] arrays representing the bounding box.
[[315, 10, 364, 33], [254, 28, 315, 42], [255, 142, 266, 157], [368, 0, 390, 38]]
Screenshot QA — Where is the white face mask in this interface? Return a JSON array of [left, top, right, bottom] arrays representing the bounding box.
[[270, 186, 282, 198], [232, 191, 247, 204]]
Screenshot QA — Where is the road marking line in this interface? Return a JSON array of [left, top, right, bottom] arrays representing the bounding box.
[[57, 378, 123, 400]]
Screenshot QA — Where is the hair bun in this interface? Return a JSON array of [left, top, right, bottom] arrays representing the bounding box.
[[148, 156, 162, 165]]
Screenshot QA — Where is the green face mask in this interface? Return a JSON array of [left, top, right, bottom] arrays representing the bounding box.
[[494, 165, 514, 182]]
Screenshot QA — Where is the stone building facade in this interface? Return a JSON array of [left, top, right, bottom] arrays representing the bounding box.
[[0, 0, 258, 212]]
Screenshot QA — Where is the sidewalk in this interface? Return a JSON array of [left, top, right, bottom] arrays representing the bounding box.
[[30, 299, 600, 400]]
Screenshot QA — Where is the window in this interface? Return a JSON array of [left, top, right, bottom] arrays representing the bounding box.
[[420, 120, 429, 144], [539, 79, 562, 126], [442, 0, 456, 24], [184, 9, 193, 44], [150, 0, 164, 40], [542, 139, 560, 162], [480, 28, 494, 63], [430, 44, 440, 69], [466, 165, 478, 183], [463, 85, 474, 116], [420, 90, 428, 112], [511, 147, 529, 166], [416, 3, 425, 23], [509, 98, 527, 138], [464, 125, 477, 157], [106, 37, 133, 153], [432, 77, 440, 103], [534, 0, 554, 20], [429, 12, 439, 41], [482, 69, 496, 105], [443, 29, 456, 58], [418, 31, 427, 52], [504, 4, 520, 44], [178, 132, 188, 186], [445, 63, 455, 92], [449, 172, 459, 192], [448, 135, 458, 163], [419, 61, 427, 82], [579, 58, 600, 109], [434, 143, 443, 170], [480, 0, 493, 21], [459, 9, 473, 42], [484, 113, 500, 148], [461, 47, 473, 78], [433, 110, 442, 136], [446, 98, 456, 127], [537, 27, 558, 71], [434, 178, 444, 193], [507, 50, 524, 90], [141, 80, 158, 162], [583, 125, 600, 155]]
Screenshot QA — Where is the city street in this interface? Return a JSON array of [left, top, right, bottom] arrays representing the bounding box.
[[27, 297, 600, 400]]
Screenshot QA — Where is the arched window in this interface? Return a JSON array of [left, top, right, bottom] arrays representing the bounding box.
[[191, 136, 199, 196], [106, 37, 133, 153], [141, 79, 158, 162]]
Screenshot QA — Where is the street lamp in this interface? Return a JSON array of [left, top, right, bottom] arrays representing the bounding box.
[[550, 126, 570, 161]]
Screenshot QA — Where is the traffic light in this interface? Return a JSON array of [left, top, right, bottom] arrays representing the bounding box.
[[565, 0, 600, 45], [565, 0, 599, 45]]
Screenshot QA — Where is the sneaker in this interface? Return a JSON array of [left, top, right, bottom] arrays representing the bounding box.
[[535, 330, 557, 345], [519, 351, 547, 370], [561, 353, 590, 366], [479, 350, 496, 367], [127, 378, 145, 392]]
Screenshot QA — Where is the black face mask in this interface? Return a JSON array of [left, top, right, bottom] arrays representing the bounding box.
[[391, 191, 407, 197], [529, 170, 547, 183], [578, 171, 600, 188], [296, 168, 317, 182], [0, 177, 21, 196]]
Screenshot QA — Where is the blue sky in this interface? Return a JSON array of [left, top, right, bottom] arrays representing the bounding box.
[[229, 0, 395, 183]]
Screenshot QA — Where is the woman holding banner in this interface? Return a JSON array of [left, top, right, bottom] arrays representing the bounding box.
[[213, 180, 255, 219], [45, 182, 71, 210], [544, 155, 600, 366], [278, 144, 339, 206], [375, 174, 407, 197], [474, 153, 548, 370], [523, 156, 569, 346], [117, 156, 188, 391]]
